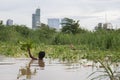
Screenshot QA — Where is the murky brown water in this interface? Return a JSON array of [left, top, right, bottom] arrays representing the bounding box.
[[1, 57, 118, 80]]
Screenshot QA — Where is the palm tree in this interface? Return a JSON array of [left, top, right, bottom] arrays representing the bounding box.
[[61, 18, 80, 34]]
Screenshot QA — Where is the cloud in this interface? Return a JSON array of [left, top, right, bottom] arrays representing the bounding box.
[[0, 0, 120, 30]]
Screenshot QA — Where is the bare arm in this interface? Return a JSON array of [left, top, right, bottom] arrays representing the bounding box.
[[27, 47, 37, 60]]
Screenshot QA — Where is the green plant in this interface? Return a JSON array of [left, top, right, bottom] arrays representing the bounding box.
[[19, 40, 38, 60], [88, 59, 120, 80]]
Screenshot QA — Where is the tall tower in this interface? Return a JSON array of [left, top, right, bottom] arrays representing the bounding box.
[[32, 8, 40, 29]]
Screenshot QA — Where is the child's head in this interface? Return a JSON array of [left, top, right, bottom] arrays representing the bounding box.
[[38, 51, 45, 60]]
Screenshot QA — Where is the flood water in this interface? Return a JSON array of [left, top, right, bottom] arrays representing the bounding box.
[[0, 57, 116, 80]]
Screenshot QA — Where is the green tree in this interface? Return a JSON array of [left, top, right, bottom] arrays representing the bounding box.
[[95, 23, 103, 31], [0, 20, 3, 25], [30, 23, 57, 44], [61, 18, 80, 34], [12, 25, 31, 38]]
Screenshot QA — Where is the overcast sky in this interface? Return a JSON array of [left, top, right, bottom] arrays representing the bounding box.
[[0, 0, 120, 30]]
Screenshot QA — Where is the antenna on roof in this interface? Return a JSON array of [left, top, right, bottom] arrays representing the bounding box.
[[105, 13, 107, 23], [38, 0, 40, 8], [35, 0, 40, 8]]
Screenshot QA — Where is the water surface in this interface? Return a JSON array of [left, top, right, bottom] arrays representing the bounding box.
[[0, 58, 104, 80]]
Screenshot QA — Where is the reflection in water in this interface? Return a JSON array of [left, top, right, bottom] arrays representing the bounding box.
[[38, 59, 45, 70], [0, 58, 120, 80], [17, 59, 45, 79]]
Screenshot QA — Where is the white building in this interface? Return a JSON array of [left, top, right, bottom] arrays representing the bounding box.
[[103, 23, 113, 29]]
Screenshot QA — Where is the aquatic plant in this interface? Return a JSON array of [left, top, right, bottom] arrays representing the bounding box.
[[88, 59, 120, 80]]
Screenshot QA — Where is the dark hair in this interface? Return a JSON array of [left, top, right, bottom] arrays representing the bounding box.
[[38, 51, 45, 60]]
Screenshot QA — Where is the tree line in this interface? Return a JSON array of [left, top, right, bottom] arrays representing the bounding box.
[[0, 18, 120, 50]]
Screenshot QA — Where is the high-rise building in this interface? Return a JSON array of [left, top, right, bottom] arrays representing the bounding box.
[[6, 19, 13, 26], [103, 23, 113, 29], [48, 18, 60, 29], [32, 8, 40, 29]]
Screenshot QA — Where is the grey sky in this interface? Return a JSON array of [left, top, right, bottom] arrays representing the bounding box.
[[0, 0, 120, 30]]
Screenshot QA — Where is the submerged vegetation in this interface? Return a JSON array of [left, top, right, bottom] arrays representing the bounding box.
[[88, 59, 120, 80]]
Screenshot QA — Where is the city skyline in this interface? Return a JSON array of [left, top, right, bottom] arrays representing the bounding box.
[[0, 0, 120, 30]]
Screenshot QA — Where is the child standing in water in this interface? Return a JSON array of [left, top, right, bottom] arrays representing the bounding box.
[[27, 46, 45, 60]]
